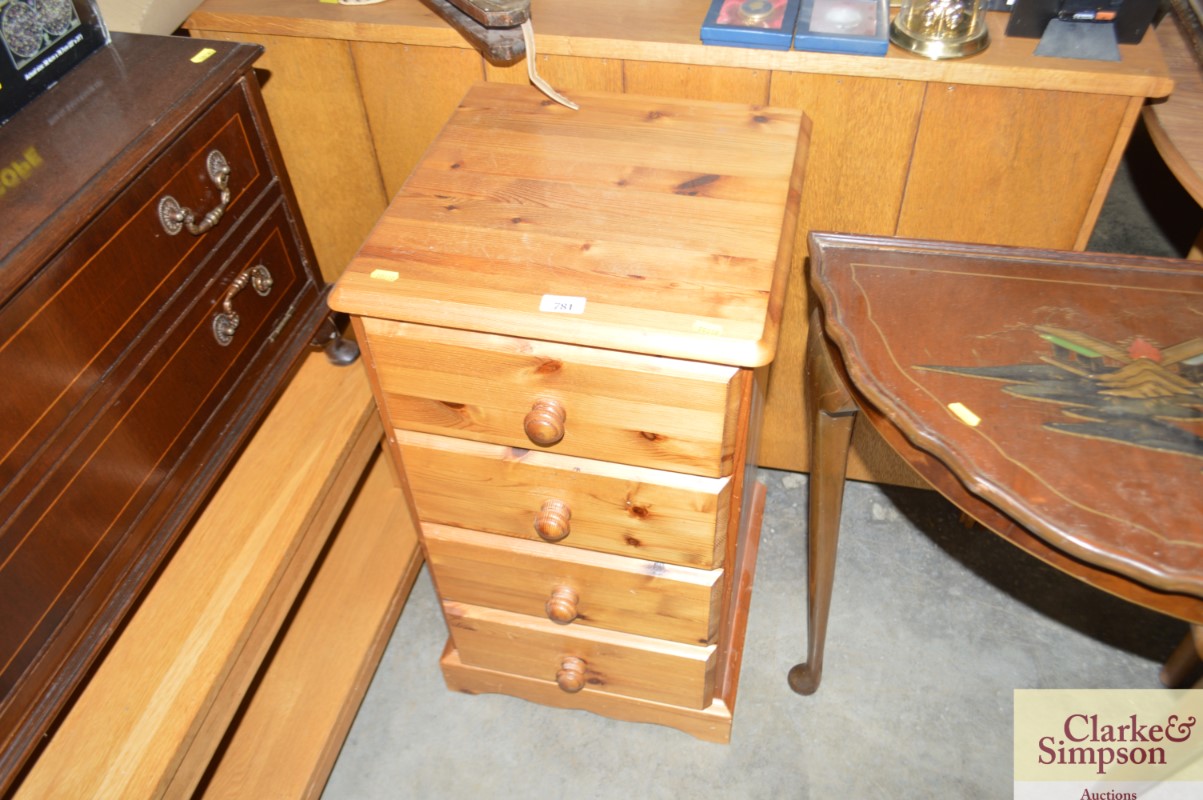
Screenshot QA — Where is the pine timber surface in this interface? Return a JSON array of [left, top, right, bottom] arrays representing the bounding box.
[[441, 479, 766, 743], [362, 319, 745, 478], [441, 644, 736, 742], [396, 429, 731, 569], [330, 82, 807, 370], [424, 522, 723, 644], [198, 452, 420, 799], [445, 601, 719, 709], [330, 82, 785, 739]]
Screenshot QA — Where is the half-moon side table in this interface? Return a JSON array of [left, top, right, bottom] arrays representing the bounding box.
[[1142, 7, 1203, 259], [792, 233, 1203, 695]]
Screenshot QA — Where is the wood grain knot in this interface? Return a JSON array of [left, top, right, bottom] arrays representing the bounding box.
[[639, 431, 663, 442], [675, 174, 720, 195], [534, 358, 562, 374], [627, 504, 650, 519]]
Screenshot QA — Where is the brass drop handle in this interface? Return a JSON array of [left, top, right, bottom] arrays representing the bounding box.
[[523, 398, 565, 446], [533, 499, 571, 542], [545, 585, 579, 624], [212, 264, 273, 346], [556, 656, 587, 693], [159, 150, 232, 236]]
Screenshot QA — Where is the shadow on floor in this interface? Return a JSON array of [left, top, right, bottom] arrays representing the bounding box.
[[874, 482, 1187, 666], [1088, 117, 1203, 258]]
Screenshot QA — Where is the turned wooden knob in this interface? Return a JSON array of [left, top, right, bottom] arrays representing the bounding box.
[[534, 499, 571, 542], [545, 585, 579, 624], [556, 656, 587, 693], [524, 398, 566, 446]]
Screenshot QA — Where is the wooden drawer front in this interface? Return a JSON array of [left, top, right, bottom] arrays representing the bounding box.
[[364, 319, 743, 478], [398, 430, 729, 569], [425, 523, 722, 645], [445, 602, 717, 709], [0, 81, 271, 490], [0, 199, 316, 697]]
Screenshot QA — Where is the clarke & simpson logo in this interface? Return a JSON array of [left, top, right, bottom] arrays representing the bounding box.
[[1015, 690, 1203, 800], [1037, 711, 1197, 775]]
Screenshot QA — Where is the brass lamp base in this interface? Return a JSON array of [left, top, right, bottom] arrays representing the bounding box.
[[889, 21, 989, 59]]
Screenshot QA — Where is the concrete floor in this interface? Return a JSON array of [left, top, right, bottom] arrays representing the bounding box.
[[321, 124, 1199, 799]]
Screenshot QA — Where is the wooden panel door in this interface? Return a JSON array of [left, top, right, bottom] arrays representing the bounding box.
[[764, 72, 926, 482], [353, 41, 483, 198], [897, 84, 1136, 250], [623, 60, 770, 105], [188, 29, 389, 282], [485, 53, 623, 95]]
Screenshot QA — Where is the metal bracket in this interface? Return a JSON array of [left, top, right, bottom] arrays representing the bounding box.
[[421, 0, 528, 62]]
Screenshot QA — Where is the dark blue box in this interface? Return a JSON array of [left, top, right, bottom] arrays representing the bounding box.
[[701, 0, 802, 50], [794, 0, 889, 56]]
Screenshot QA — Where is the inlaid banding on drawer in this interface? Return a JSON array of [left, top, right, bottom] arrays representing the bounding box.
[[0, 83, 271, 491], [0, 200, 312, 681], [397, 430, 730, 568], [425, 523, 723, 644], [445, 601, 717, 710], [363, 319, 743, 478]]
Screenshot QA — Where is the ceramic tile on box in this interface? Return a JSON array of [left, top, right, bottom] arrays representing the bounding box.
[[793, 0, 889, 55], [701, 0, 802, 50]]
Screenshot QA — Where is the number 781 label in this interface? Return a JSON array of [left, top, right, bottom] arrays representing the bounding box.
[[539, 295, 587, 314]]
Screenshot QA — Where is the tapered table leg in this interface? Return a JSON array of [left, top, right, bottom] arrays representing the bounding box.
[[789, 309, 858, 696], [1161, 624, 1203, 688]]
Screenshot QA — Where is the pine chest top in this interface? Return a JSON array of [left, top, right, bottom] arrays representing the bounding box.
[[330, 82, 810, 367]]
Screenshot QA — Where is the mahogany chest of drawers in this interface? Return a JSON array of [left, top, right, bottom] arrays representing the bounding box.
[[0, 34, 332, 789], [331, 82, 809, 741]]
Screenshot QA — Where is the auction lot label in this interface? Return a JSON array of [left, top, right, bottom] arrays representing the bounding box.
[[1015, 690, 1203, 799]]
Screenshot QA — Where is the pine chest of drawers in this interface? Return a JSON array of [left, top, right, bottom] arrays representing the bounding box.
[[0, 34, 333, 789], [331, 82, 809, 741]]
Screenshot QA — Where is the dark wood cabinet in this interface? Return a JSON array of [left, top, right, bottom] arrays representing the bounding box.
[[0, 33, 332, 791]]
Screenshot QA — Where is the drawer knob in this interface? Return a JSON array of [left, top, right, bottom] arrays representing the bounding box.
[[545, 585, 579, 624], [159, 150, 232, 236], [212, 264, 274, 346], [556, 656, 587, 693], [534, 499, 571, 542], [523, 398, 566, 446]]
